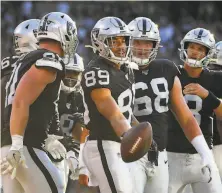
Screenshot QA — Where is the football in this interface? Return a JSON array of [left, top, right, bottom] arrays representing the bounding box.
[[121, 122, 152, 163]]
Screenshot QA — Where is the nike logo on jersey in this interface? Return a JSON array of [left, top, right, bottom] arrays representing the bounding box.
[[164, 160, 168, 164]]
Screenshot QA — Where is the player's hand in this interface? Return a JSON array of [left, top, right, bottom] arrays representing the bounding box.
[[44, 135, 67, 159], [72, 113, 84, 126], [66, 150, 79, 180], [147, 139, 159, 166], [79, 174, 89, 186], [200, 154, 217, 183], [1, 148, 28, 179], [183, 83, 209, 99]]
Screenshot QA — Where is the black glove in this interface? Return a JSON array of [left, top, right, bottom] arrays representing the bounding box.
[[59, 135, 80, 157], [147, 140, 159, 166], [72, 113, 84, 127]]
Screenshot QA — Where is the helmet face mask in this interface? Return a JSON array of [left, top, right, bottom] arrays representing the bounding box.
[[13, 19, 40, 55], [91, 17, 131, 65], [37, 12, 79, 64], [212, 41, 222, 65], [61, 54, 84, 93], [62, 70, 81, 91], [179, 28, 215, 68], [128, 17, 160, 66]]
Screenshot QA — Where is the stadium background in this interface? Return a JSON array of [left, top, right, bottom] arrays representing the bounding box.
[[1, 1, 222, 66], [1, 1, 222, 193]]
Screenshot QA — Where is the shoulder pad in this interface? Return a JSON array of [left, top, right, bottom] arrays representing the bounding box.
[[35, 52, 63, 71]]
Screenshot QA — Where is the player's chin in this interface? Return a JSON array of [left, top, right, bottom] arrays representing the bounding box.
[[121, 122, 152, 163]]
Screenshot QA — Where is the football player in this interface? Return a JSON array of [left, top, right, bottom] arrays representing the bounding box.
[[81, 17, 137, 193], [167, 28, 222, 193], [0, 12, 78, 193], [1, 19, 40, 131], [208, 41, 222, 70], [209, 41, 222, 181], [127, 17, 221, 193], [54, 53, 86, 192]]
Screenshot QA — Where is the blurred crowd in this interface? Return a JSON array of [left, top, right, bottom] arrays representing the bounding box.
[[1, 1, 222, 65]]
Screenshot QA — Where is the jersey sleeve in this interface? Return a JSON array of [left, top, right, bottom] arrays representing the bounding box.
[[35, 52, 64, 71], [81, 65, 111, 93], [163, 59, 180, 91]]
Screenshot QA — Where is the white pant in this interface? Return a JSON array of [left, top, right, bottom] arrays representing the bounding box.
[[128, 150, 169, 193], [168, 151, 222, 193], [1, 145, 66, 193], [83, 140, 134, 193], [213, 144, 222, 181]]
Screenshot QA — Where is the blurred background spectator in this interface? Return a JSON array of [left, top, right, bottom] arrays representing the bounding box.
[[1, 1, 222, 65]]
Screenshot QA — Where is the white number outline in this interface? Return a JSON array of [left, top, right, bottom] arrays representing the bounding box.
[[184, 94, 202, 125], [133, 78, 169, 116], [5, 62, 22, 107], [85, 70, 109, 87]]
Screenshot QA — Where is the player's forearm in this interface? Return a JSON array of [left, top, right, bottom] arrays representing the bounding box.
[[180, 115, 202, 141], [10, 99, 29, 136], [110, 114, 131, 137], [80, 127, 89, 144]]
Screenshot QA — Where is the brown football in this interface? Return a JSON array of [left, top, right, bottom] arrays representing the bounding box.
[[121, 122, 152, 163]]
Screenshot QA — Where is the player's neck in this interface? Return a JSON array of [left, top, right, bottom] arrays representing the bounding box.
[[184, 63, 203, 78], [39, 43, 64, 57], [113, 63, 121, 70]]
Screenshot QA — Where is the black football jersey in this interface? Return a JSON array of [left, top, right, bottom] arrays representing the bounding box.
[[1, 55, 20, 77], [49, 89, 84, 136], [208, 64, 222, 145], [1, 55, 20, 129], [1, 49, 65, 150], [81, 56, 135, 142], [167, 66, 222, 153], [133, 59, 179, 150]]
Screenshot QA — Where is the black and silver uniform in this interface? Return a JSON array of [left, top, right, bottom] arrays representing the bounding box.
[[208, 63, 222, 145], [1, 49, 65, 150], [50, 88, 84, 136], [81, 56, 135, 142], [1, 55, 20, 129], [133, 59, 179, 151], [167, 66, 222, 153]]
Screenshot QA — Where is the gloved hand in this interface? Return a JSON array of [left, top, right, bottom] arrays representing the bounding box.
[[72, 113, 84, 127], [44, 135, 67, 160], [147, 139, 159, 166], [66, 150, 79, 180], [1, 136, 28, 180], [200, 153, 217, 183]]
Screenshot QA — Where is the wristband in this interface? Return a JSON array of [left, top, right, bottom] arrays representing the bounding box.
[[204, 91, 221, 110], [191, 135, 213, 161], [11, 135, 23, 151]]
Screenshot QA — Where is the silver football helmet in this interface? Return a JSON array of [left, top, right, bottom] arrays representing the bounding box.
[[61, 53, 84, 93], [214, 41, 222, 65], [179, 28, 215, 67], [90, 17, 131, 65], [128, 17, 160, 66], [37, 12, 78, 64], [13, 19, 40, 55]]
